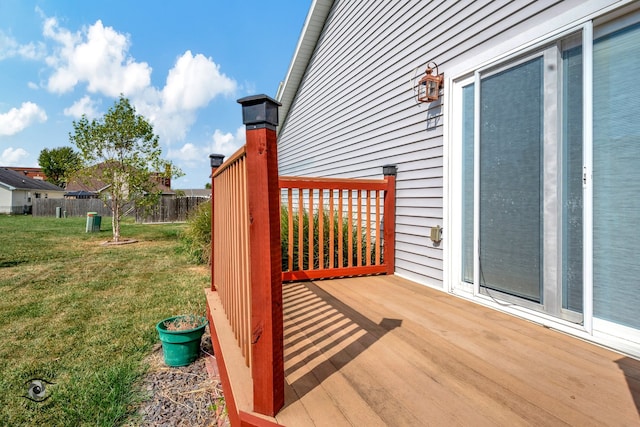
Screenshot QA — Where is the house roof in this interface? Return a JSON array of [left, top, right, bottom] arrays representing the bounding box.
[[176, 189, 211, 198], [275, 0, 334, 131], [5, 166, 47, 181], [0, 168, 64, 191], [64, 190, 98, 198], [66, 163, 175, 195]]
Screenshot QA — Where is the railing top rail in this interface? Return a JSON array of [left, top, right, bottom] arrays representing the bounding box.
[[279, 175, 388, 191], [212, 146, 247, 178]]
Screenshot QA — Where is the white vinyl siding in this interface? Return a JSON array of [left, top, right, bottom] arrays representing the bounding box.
[[0, 188, 12, 214], [277, 0, 630, 287]]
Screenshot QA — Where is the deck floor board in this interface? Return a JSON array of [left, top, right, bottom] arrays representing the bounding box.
[[273, 276, 640, 426]]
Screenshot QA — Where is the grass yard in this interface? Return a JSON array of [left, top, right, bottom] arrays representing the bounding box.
[[0, 215, 210, 426]]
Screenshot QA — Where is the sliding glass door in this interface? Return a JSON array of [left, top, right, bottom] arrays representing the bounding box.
[[457, 15, 640, 340], [460, 35, 584, 320]]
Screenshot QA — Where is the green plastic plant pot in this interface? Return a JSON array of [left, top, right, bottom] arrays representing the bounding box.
[[156, 315, 208, 367]]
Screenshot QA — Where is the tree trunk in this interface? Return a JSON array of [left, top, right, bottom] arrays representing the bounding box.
[[112, 203, 120, 242]]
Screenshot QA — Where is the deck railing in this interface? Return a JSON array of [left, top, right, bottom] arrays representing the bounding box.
[[280, 171, 396, 282], [207, 94, 397, 424], [209, 96, 284, 419], [211, 147, 252, 368]]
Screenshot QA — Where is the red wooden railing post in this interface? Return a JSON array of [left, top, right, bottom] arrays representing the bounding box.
[[209, 154, 225, 291], [238, 95, 284, 416], [383, 165, 397, 275]]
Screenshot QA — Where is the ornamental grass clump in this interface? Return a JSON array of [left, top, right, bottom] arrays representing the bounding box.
[[181, 201, 211, 265], [280, 206, 381, 271]]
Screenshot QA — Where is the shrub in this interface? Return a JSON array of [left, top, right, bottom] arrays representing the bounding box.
[[182, 202, 381, 270], [280, 206, 380, 271], [181, 201, 211, 264]]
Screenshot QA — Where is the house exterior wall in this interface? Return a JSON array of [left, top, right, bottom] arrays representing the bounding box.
[[0, 187, 12, 214], [277, 0, 633, 286], [45, 191, 65, 200], [1, 189, 29, 214], [278, 0, 640, 356], [0, 188, 65, 214]]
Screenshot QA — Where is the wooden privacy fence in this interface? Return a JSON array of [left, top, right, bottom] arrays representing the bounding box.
[[33, 196, 207, 222], [279, 171, 396, 282], [33, 198, 112, 217], [136, 196, 208, 223]]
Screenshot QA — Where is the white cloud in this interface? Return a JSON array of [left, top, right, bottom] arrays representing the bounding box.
[[168, 142, 203, 164], [167, 127, 245, 168], [135, 52, 236, 143], [64, 95, 100, 119], [27, 81, 39, 90], [41, 15, 237, 144], [211, 126, 245, 158], [0, 30, 46, 61], [0, 102, 47, 136], [44, 18, 151, 96], [162, 51, 236, 113], [0, 147, 29, 165]]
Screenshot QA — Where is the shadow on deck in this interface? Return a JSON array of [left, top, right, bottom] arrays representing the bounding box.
[[281, 281, 402, 400], [208, 275, 640, 426]]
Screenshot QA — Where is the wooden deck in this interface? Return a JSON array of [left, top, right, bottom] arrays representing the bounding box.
[[208, 275, 640, 426]]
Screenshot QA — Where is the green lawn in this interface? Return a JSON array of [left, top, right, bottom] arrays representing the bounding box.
[[0, 215, 209, 426]]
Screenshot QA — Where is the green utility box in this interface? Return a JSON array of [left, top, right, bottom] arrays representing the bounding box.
[[86, 212, 101, 232]]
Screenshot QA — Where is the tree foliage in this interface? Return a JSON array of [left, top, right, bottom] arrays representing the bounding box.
[[69, 96, 181, 242], [37, 146, 82, 188]]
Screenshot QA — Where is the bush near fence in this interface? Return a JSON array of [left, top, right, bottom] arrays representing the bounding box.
[[32, 196, 208, 223]]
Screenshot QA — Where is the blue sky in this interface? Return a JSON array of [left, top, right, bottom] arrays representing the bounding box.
[[0, 0, 311, 188]]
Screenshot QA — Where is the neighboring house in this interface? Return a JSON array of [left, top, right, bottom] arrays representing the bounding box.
[[5, 167, 47, 181], [0, 167, 65, 214], [276, 0, 640, 357], [175, 189, 211, 198], [65, 164, 175, 199]]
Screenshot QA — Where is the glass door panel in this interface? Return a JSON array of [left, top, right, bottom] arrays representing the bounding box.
[[593, 23, 640, 330], [479, 58, 543, 303], [562, 44, 584, 313]]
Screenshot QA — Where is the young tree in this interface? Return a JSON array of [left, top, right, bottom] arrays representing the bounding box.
[[37, 146, 82, 188], [69, 96, 180, 242]]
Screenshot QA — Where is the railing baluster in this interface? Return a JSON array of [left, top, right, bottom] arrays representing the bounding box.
[[298, 190, 304, 271], [240, 157, 250, 367], [308, 189, 314, 270], [288, 188, 293, 273], [357, 189, 362, 267], [376, 190, 381, 265], [366, 190, 371, 267], [348, 190, 353, 268], [319, 190, 324, 269], [329, 190, 334, 269], [338, 190, 344, 268]]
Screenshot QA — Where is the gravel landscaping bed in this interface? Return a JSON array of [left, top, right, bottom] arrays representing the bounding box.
[[135, 330, 229, 426]]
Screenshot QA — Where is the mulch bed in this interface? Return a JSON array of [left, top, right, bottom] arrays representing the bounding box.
[[135, 329, 229, 426]]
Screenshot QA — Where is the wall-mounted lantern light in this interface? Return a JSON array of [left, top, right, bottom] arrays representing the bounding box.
[[417, 62, 443, 103]]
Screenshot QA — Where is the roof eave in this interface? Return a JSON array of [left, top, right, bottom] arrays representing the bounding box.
[[0, 182, 16, 191], [276, 0, 334, 132]]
